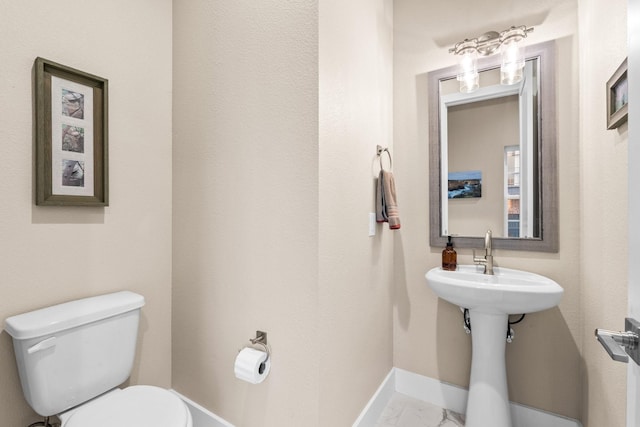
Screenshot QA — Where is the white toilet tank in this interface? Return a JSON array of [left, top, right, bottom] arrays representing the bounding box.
[[4, 291, 145, 417]]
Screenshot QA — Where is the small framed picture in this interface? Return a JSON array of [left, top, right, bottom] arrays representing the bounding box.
[[606, 58, 628, 130], [448, 170, 482, 199], [34, 57, 108, 206]]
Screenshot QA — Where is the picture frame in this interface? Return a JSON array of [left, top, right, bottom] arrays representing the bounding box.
[[448, 170, 482, 199], [35, 57, 108, 206], [606, 57, 628, 130]]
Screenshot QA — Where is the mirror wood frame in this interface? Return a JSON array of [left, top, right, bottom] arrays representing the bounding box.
[[428, 41, 558, 252]]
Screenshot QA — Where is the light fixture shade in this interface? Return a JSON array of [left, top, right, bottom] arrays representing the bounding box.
[[457, 49, 479, 93], [500, 36, 525, 85]]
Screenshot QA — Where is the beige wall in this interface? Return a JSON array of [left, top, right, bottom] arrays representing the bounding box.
[[393, 0, 583, 420], [172, 1, 320, 425], [0, 1, 173, 426], [578, 0, 628, 425], [172, 0, 394, 424], [319, 0, 394, 424], [395, 1, 630, 425]]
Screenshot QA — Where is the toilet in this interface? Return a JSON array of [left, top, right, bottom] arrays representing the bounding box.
[[4, 291, 192, 427]]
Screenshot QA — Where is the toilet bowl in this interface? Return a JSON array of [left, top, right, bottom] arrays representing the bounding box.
[[58, 386, 192, 427], [4, 291, 191, 427]]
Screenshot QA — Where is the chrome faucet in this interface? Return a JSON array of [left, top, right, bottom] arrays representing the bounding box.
[[473, 229, 494, 275]]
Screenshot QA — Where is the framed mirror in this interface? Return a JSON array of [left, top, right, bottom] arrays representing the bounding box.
[[429, 41, 558, 252]]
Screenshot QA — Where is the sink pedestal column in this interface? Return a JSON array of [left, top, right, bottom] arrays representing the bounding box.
[[466, 310, 512, 427]]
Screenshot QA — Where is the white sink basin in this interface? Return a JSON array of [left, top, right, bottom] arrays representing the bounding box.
[[426, 265, 564, 427], [426, 265, 564, 314]]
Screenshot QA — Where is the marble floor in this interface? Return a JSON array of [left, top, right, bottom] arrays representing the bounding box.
[[375, 392, 465, 427]]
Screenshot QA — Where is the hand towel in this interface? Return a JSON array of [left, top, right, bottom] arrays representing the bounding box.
[[376, 169, 401, 229]]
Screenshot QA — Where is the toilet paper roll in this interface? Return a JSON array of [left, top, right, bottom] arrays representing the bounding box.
[[234, 347, 271, 384]]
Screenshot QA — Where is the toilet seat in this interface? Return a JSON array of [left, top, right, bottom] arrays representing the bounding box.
[[60, 385, 192, 427]]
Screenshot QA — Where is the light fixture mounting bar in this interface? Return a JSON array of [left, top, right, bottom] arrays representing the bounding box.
[[449, 25, 534, 57]]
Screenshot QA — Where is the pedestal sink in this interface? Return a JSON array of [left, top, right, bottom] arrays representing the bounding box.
[[425, 265, 564, 427]]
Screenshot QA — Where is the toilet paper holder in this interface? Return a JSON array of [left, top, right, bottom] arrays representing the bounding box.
[[249, 330, 270, 365]]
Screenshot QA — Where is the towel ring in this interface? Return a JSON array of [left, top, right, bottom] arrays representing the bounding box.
[[377, 145, 392, 171]]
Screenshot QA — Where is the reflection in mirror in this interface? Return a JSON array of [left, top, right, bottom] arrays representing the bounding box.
[[429, 41, 557, 252], [443, 60, 539, 238]]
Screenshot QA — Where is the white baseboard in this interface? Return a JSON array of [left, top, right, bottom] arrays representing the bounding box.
[[393, 367, 468, 415], [355, 368, 583, 427], [352, 369, 397, 427], [171, 389, 235, 427], [172, 369, 582, 427]]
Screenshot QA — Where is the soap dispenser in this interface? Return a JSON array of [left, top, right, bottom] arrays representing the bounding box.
[[442, 236, 457, 271]]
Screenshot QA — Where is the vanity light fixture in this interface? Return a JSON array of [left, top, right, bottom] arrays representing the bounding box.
[[449, 25, 534, 93]]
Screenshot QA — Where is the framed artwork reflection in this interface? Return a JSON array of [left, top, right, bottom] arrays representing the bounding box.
[[448, 170, 482, 199]]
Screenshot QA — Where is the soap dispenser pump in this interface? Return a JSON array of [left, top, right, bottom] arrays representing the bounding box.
[[442, 236, 457, 271]]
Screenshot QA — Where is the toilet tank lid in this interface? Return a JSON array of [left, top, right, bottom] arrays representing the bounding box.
[[4, 291, 145, 340]]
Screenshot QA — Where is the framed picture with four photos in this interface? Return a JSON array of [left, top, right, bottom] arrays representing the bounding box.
[[34, 57, 108, 206]]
